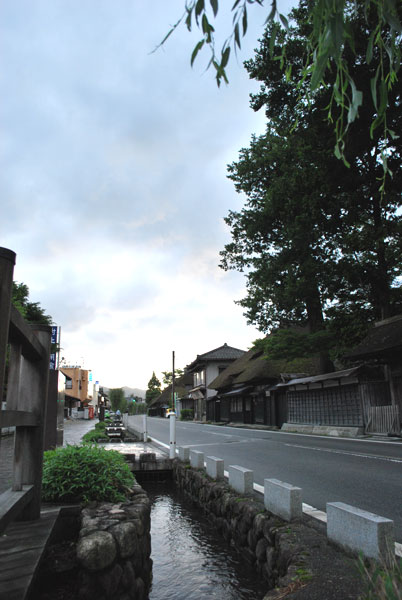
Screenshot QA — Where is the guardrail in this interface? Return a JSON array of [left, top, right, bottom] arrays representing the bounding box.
[[0, 248, 51, 533]]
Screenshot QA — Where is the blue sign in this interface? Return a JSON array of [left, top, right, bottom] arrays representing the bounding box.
[[89, 372, 93, 382], [51, 326, 58, 344], [49, 353, 56, 369]]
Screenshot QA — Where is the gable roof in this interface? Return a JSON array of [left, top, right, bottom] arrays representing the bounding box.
[[208, 345, 321, 391], [186, 343, 245, 372], [346, 315, 402, 360]]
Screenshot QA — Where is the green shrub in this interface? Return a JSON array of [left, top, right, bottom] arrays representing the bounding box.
[[82, 429, 109, 443], [42, 445, 135, 503], [180, 409, 194, 421], [95, 421, 107, 430]]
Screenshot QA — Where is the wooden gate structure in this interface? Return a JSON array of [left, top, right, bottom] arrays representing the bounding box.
[[0, 247, 51, 534]]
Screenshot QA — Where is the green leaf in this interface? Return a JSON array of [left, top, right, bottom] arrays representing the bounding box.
[[234, 22, 241, 48], [366, 29, 376, 64], [310, 50, 329, 90], [242, 7, 248, 36], [209, 0, 218, 17], [221, 46, 230, 68], [191, 40, 205, 66], [279, 13, 289, 31]]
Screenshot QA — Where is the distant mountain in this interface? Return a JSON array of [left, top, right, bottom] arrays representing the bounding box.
[[123, 386, 146, 400], [102, 386, 146, 400]]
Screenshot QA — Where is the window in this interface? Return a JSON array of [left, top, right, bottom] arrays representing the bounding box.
[[231, 398, 242, 413], [65, 380, 72, 389], [194, 370, 205, 387]]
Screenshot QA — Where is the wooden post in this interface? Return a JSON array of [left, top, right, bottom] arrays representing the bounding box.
[[15, 325, 51, 520], [0, 248, 16, 411]]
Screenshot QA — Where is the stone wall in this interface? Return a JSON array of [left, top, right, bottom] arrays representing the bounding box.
[[173, 462, 303, 592], [75, 483, 152, 600]]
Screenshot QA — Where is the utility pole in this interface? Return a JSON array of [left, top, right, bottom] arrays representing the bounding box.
[[170, 350, 176, 459], [172, 350, 175, 412]]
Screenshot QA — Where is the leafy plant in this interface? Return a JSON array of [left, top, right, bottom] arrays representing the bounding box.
[[95, 421, 107, 430], [42, 445, 135, 503], [180, 409, 194, 421], [82, 429, 109, 443]]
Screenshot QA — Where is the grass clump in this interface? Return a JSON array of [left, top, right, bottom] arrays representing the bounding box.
[[42, 445, 135, 503], [95, 420, 107, 430], [359, 557, 402, 600], [82, 428, 109, 443]]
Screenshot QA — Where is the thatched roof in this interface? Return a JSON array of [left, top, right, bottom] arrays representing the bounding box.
[[208, 346, 320, 391], [148, 372, 193, 408], [346, 315, 402, 360]]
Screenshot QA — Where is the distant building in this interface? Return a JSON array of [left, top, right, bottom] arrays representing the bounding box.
[[185, 343, 246, 420]]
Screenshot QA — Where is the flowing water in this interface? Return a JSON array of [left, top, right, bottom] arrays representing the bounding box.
[[145, 483, 267, 600]]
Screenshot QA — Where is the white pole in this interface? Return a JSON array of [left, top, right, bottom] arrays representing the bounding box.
[[143, 413, 148, 442], [169, 413, 176, 458]]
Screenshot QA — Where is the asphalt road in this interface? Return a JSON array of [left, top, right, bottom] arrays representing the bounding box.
[[133, 416, 402, 542]]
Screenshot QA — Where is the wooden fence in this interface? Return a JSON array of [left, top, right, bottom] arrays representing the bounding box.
[[0, 247, 51, 534], [365, 405, 400, 435]]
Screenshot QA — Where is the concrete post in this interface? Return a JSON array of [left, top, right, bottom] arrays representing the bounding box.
[[206, 456, 224, 480], [169, 413, 176, 458], [190, 449, 204, 469], [264, 478, 303, 521], [143, 413, 148, 442], [228, 465, 253, 495], [327, 502, 395, 565]]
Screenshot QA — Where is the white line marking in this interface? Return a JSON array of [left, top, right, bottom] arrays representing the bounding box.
[[284, 443, 402, 463]]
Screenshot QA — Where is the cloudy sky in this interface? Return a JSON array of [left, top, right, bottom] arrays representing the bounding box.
[[0, 1, 293, 391]]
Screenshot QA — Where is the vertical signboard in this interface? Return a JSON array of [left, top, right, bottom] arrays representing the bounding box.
[[49, 325, 58, 369]]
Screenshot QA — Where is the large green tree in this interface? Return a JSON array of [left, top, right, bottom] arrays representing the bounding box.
[[221, 4, 402, 362], [145, 372, 162, 405]]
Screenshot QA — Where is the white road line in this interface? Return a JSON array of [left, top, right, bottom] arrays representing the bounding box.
[[284, 443, 402, 464]]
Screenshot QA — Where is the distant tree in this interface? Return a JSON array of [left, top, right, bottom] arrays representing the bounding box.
[[109, 388, 127, 413], [161, 368, 184, 388], [145, 372, 162, 405], [12, 282, 52, 325]]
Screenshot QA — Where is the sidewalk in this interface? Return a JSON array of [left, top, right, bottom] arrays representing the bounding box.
[[62, 418, 96, 446]]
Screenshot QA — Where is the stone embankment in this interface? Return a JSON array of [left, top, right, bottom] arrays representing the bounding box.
[[173, 461, 366, 600], [76, 483, 152, 600]]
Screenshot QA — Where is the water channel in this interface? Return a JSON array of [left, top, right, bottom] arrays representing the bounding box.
[[144, 482, 268, 600]]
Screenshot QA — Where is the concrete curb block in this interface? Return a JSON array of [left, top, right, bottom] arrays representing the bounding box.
[[206, 456, 224, 480], [327, 502, 395, 565], [264, 478, 303, 522], [190, 449, 204, 469], [228, 465, 253, 495], [178, 446, 190, 461]]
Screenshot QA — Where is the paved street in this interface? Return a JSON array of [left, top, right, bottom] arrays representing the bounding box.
[[129, 416, 402, 542]]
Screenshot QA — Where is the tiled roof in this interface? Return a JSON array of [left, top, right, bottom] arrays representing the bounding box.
[[186, 343, 245, 372], [208, 345, 321, 391]]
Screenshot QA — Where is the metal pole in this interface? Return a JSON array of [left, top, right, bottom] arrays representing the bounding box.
[[172, 350, 175, 412], [169, 413, 176, 458], [143, 413, 147, 442]]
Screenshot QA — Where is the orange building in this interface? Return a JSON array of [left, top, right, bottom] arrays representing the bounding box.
[[61, 367, 90, 416]]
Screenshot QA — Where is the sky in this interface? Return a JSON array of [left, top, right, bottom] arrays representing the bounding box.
[[0, 1, 294, 391]]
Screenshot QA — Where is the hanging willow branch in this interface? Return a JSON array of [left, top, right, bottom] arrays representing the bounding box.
[[158, 0, 401, 170]]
